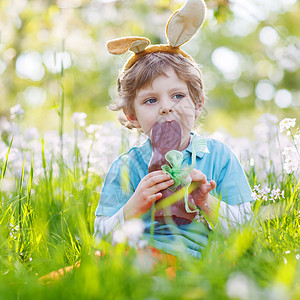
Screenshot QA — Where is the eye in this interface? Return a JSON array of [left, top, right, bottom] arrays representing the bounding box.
[[144, 98, 157, 104], [172, 93, 184, 100]]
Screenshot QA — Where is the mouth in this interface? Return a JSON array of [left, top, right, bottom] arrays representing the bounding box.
[[150, 120, 182, 152]]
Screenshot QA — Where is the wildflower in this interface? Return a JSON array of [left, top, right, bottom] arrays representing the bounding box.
[[294, 133, 300, 148], [253, 184, 261, 192], [122, 218, 145, 242], [86, 124, 102, 139], [258, 113, 278, 125], [112, 229, 127, 244], [194, 210, 206, 224], [270, 188, 281, 200], [112, 218, 145, 245], [71, 112, 87, 127], [261, 187, 270, 195], [279, 118, 296, 133], [226, 273, 256, 300], [249, 158, 254, 166], [283, 147, 299, 174], [24, 127, 39, 141], [10, 104, 24, 119], [251, 191, 260, 201]]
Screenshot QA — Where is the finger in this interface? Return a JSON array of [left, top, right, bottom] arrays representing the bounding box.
[[210, 180, 216, 190], [190, 169, 207, 184], [144, 173, 172, 187], [202, 180, 216, 194], [149, 179, 174, 194], [144, 170, 170, 181], [149, 192, 163, 203]]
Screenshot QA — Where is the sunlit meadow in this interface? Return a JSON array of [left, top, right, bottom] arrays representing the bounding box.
[[0, 103, 299, 299]]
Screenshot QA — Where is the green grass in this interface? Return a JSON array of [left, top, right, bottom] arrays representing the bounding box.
[[0, 133, 300, 300]]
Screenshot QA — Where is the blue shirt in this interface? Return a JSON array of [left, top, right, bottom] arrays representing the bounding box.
[[95, 133, 253, 258]]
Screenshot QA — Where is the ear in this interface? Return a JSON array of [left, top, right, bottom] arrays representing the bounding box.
[[106, 37, 150, 55], [195, 97, 204, 118], [125, 111, 141, 128], [166, 0, 206, 48]]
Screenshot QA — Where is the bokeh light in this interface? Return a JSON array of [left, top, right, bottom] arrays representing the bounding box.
[[233, 80, 253, 98], [259, 26, 279, 47], [23, 86, 47, 107], [274, 89, 292, 108], [255, 80, 275, 101], [211, 47, 241, 80], [43, 50, 72, 74], [16, 52, 45, 81], [0, 59, 7, 75]]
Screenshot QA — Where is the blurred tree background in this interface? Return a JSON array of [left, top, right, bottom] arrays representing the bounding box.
[[0, 0, 299, 137]]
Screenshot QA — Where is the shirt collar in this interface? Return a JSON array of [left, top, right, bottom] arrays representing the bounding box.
[[184, 132, 207, 159]]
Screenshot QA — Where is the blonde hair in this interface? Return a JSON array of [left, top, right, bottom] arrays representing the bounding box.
[[109, 52, 205, 129]]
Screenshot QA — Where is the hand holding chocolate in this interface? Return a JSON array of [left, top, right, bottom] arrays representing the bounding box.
[[148, 121, 197, 225]]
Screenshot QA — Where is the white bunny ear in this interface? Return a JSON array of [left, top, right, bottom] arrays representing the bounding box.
[[166, 0, 206, 48]]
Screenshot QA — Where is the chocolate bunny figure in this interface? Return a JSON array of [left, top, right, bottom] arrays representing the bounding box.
[[148, 121, 197, 225]]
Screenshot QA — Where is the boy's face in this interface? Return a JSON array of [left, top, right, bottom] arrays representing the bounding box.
[[126, 67, 202, 151]]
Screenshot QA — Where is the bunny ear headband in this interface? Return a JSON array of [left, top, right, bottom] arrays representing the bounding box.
[[106, 0, 206, 71]]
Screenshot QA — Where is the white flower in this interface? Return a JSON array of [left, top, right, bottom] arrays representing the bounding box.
[[122, 218, 145, 242], [270, 188, 281, 200], [279, 118, 296, 133], [283, 147, 299, 174], [251, 192, 260, 201], [112, 218, 145, 244], [10, 104, 24, 119], [294, 133, 300, 148], [253, 184, 261, 192], [226, 273, 254, 300], [261, 187, 270, 195], [258, 113, 278, 125], [24, 127, 39, 141], [86, 124, 102, 139], [72, 112, 87, 127], [112, 229, 127, 244]]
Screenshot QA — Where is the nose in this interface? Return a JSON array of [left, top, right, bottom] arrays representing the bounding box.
[[159, 104, 174, 115]]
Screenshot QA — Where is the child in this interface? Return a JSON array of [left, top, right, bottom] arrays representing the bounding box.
[[94, 0, 253, 259]]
